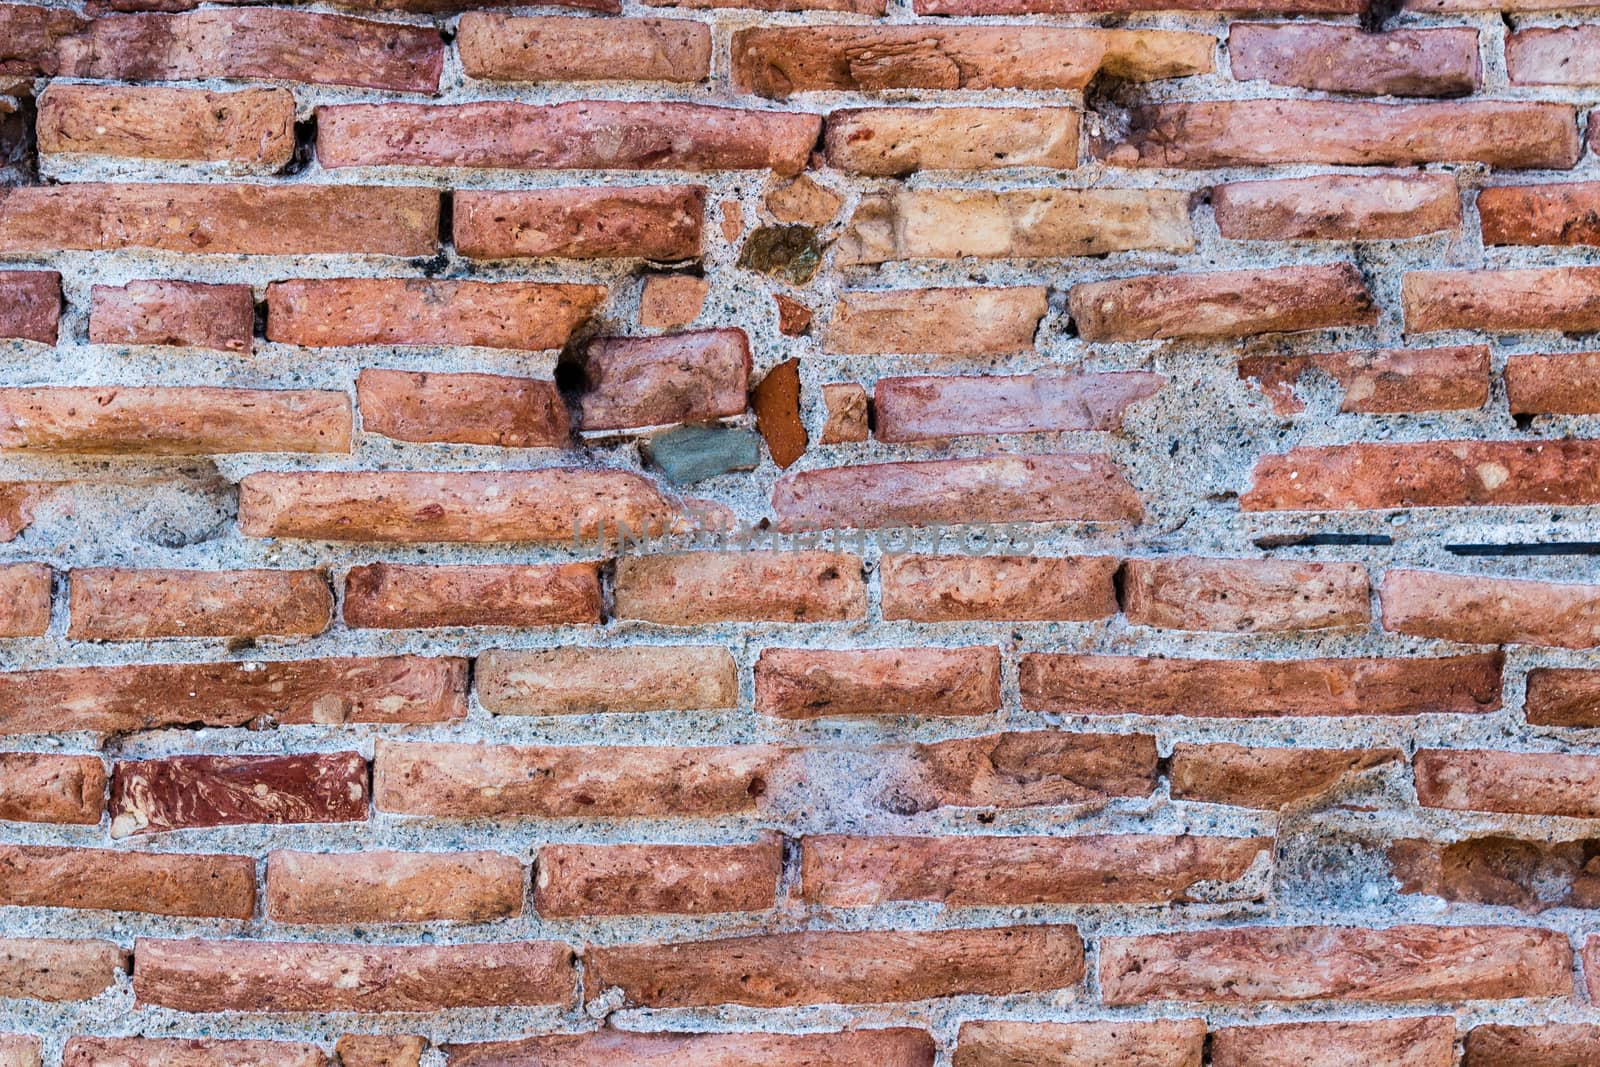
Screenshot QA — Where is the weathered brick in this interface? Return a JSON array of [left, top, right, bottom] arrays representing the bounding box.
[[1576, 942, 1600, 1004], [454, 186, 706, 260], [1526, 668, 1600, 726], [1211, 1018, 1456, 1067], [319, 101, 817, 174], [1101, 925, 1571, 1003], [1244, 440, 1600, 510], [446, 1030, 935, 1067], [1169, 743, 1401, 809], [732, 27, 1213, 97], [1020, 652, 1502, 716], [613, 551, 866, 624], [534, 840, 780, 916], [755, 646, 1000, 719], [766, 174, 844, 226], [920, 0, 1361, 11], [586, 926, 1084, 1008], [640, 275, 708, 330], [0, 183, 439, 256], [1480, 183, 1600, 247], [825, 288, 1046, 357], [0, 3, 86, 75], [1405, 267, 1600, 332], [268, 279, 603, 352], [1382, 568, 1600, 649], [374, 740, 784, 818], [37, 85, 294, 167], [0, 845, 255, 918], [90, 281, 253, 353], [478, 646, 738, 715], [1239, 346, 1489, 414], [110, 752, 368, 837], [802, 834, 1267, 906], [239, 470, 686, 544], [1508, 26, 1600, 84], [576, 329, 750, 431], [876, 731, 1159, 813], [459, 14, 710, 82], [0, 753, 104, 824], [0, 939, 125, 1002], [824, 107, 1079, 175], [68, 567, 332, 641], [1415, 749, 1600, 818], [0, 656, 465, 734], [1213, 173, 1461, 241], [773, 455, 1142, 530], [1465, 1024, 1600, 1066], [0, 271, 59, 345], [882, 555, 1118, 622], [1097, 100, 1579, 169], [878, 372, 1166, 442], [1391, 836, 1600, 912], [1123, 556, 1370, 633], [0, 563, 48, 637], [356, 370, 567, 449], [1069, 265, 1376, 341], [954, 1020, 1202, 1067], [133, 939, 573, 1013], [64, 1039, 326, 1067], [0, 482, 51, 543], [337, 1037, 422, 1067], [0, 1035, 36, 1067], [836, 189, 1193, 264], [751, 358, 806, 469], [1507, 352, 1600, 414], [343, 562, 600, 630], [1230, 24, 1480, 96], [266, 850, 523, 924]]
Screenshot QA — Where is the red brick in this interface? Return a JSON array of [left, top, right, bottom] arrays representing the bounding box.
[[585, 926, 1084, 1008], [356, 370, 567, 448], [825, 107, 1079, 175], [266, 850, 522, 924], [534, 840, 780, 917], [1416, 749, 1600, 817], [0, 4, 87, 75], [1465, 1024, 1600, 1066], [640, 275, 708, 331], [133, 939, 573, 1013], [1480, 183, 1600, 246], [752, 358, 806, 468], [755, 646, 1000, 718], [1508, 26, 1600, 85], [876, 731, 1159, 813], [90, 281, 253, 353], [37, 84, 294, 167], [239, 469, 686, 544], [1170, 743, 1401, 809], [268, 279, 603, 352], [0, 656, 465, 734], [0, 563, 48, 637], [882, 555, 1119, 622], [110, 752, 368, 837], [343, 562, 599, 630], [1230, 23, 1480, 96], [1069, 265, 1376, 341], [919, 0, 1360, 11], [824, 288, 1047, 356], [337, 1037, 422, 1067], [0, 938, 125, 1002], [459, 14, 710, 82], [953, 1020, 1204, 1067], [319, 101, 817, 174], [55, 9, 443, 92], [1244, 440, 1600, 511], [0, 1035, 36, 1067], [1020, 652, 1502, 717], [1576, 943, 1600, 1004], [613, 551, 866, 624], [1097, 100, 1579, 169], [68, 567, 332, 641], [773, 454, 1142, 530], [446, 1030, 935, 1067], [576, 329, 750, 432], [1212, 1018, 1456, 1067], [801, 834, 1267, 906], [477, 645, 738, 715], [1526, 668, 1600, 726], [0, 753, 104, 824], [1101, 924, 1571, 1003], [1213, 173, 1461, 241], [454, 186, 706, 261], [774, 294, 812, 337], [1123, 556, 1370, 633], [1405, 267, 1600, 332], [1382, 568, 1600, 649], [0, 482, 52, 543], [64, 1039, 326, 1067], [1239, 346, 1489, 414], [0, 844, 254, 918], [1391, 836, 1600, 912], [874, 372, 1164, 441], [0, 183, 439, 256], [0, 271, 59, 344], [1507, 352, 1600, 414], [374, 740, 784, 819], [732, 27, 1213, 97]]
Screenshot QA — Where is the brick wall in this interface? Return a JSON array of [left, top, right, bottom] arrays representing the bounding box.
[[1, 0, 1600, 1062]]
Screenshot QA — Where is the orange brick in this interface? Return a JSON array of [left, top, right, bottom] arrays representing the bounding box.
[[534, 840, 780, 917], [0, 753, 104, 824], [1415, 749, 1600, 817], [0, 845, 254, 918], [1169, 743, 1401, 809], [0, 563, 49, 637], [446, 1031, 935, 1067], [754, 646, 1001, 718], [1122, 556, 1370, 633], [266, 850, 523, 924], [64, 1040, 325, 1067], [68, 567, 332, 641], [953, 1020, 1204, 1067], [36, 84, 294, 167], [0, 938, 125, 1002], [881, 555, 1119, 622], [1069, 265, 1376, 341], [342, 562, 601, 630], [454, 186, 706, 260], [613, 551, 866, 624], [89, 281, 254, 353], [1211, 1018, 1457, 1067], [459, 14, 710, 82]]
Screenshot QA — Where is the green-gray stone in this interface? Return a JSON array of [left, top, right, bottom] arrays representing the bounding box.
[[738, 225, 822, 286], [646, 424, 761, 485]]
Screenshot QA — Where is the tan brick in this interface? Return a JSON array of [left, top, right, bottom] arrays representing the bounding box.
[[1213, 173, 1461, 240], [64, 1039, 326, 1067], [876, 731, 1159, 812], [0, 753, 104, 824], [1123, 556, 1370, 633], [0, 563, 48, 637], [1020, 652, 1502, 716], [374, 740, 784, 819], [1526, 667, 1600, 726], [0, 845, 254, 918], [0, 938, 125, 1002], [639, 275, 708, 330], [266, 850, 523, 924], [576, 329, 750, 431], [882, 555, 1118, 622], [446, 1031, 935, 1067], [534, 840, 780, 917], [68, 567, 332, 641], [1480, 183, 1600, 246], [36, 84, 294, 167], [337, 1037, 422, 1067], [1230, 23, 1480, 96], [1382, 568, 1600, 649], [1466, 1024, 1600, 1066], [613, 551, 866, 624], [765, 175, 844, 226], [1211, 1018, 1457, 1067], [343, 562, 601, 630], [1405, 267, 1600, 332], [477, 645, 738, 715], [1415, 749, 1600, 818], [875, 372, 1166, 441], [586, 926, 1084, 1008], [755, 646, 1000, 718], [1507, 352, 1600, 414], [110, 753, 368, 837], [1169, 743, 1401, 809], [1391, 836, 1600, 912], [356, 370, 568, 449], [1239, 346, 1489, 414], [1069, 265, 1376, 341], [953, 1020, 1204, 1067], [0, 1035, 37, 1067], [1508, 26, 1600, 84], [0, 271, 59, 344], [90, 281, 254, 353], [133, 939, 573, 1013], [459, 14, 710, 82], [454, 186, 706, 260], [825, 287, 1047, 356], [820, 383, 868, 444], [824, 107, 1079, 175]]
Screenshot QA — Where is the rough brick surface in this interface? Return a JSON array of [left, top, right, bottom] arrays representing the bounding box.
[[874, 372, 1164, 439], [534, 840, 780, 916], [880, 554, 1118, 621], [1212, 173, 1461, 241], [1229, 24, 1480, 96], [0, 939, 126, 1002], [1170, 743, 1401, 809], [356, 370, 568, 448], [1415, 749, 1600, 817], [265, 849, 523, 924], [824, 287, 1047, 356], [458, 15, 711, 83], [37, 85, 295, 167], [477, 645, 737, 715], [67, 566, 333, 640], [1406, 266, 1600, 332], [1210, 1018, 1457, 1067], [63, 1040, 326, 1067], [824, 107, 1079, 175], [342, 562, 601, 629], [0, 754, 105, 824], [613, 551, 866, 623], [0, 272, 60, 344], [109, 753, 369, 837], [576, 329, 750, 431], [1382, 568, 1600, 648], [446, 1031, 935, 1067], [1239, 346, 1488, 414], [0, 845, 255, 918], [453, 186, 706, 260], [755, 646, 1001, 717], [89, 281, 254, 353], [952, 1020, 1204, 1067], [1122, 556, 1369, 633], [1069, 265, 1376, 341], [877, 732, 1159, 812]]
